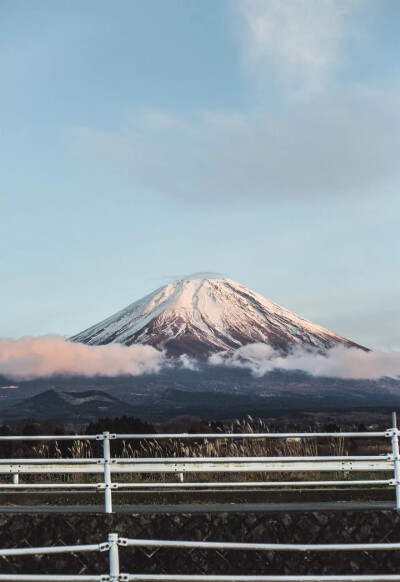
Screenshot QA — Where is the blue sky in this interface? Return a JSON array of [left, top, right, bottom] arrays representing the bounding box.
[[1, 0, 399, 350]]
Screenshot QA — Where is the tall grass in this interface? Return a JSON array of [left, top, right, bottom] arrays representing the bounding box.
[[2, 418, 389, 486]]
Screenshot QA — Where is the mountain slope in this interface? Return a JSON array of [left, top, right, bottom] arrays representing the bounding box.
[[70, 278, 366, 358]]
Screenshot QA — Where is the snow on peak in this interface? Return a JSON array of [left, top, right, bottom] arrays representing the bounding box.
[[69, 278, 366, 357]]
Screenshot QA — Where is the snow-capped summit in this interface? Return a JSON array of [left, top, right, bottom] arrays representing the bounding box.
[[69, 278, 366, 357]]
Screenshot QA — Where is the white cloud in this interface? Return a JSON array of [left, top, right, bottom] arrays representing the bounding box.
[[2, 336, 400, 382], [236, 0, 363, 95], [210, 343, 400, 380], [71, 88, 400, 202], [0, 336, 165, 380], [178, 354, 200, 371]]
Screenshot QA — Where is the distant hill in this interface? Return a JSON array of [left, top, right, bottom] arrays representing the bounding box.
[[2, 389, 136, 422], [2, 367, 400, 423]]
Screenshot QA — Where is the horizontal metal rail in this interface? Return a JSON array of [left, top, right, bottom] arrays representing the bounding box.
[[0, 482, 103, 489], [120, 537, 400, 551], [115, 478, 394, 488], [0, 542, 105, 556], [0, 454, 390, 463], [2, 533, 400, 581], [0, 577, 105, 581], [0, 460, 392, 479], [5, 578, 400, 582], [114, 431, 390, 439], [0, 432, 390, 441], [0, 434, 98, 441], [2, 576, 400, 581], [0, 454, 388, 466], [0, 458, 100, 464], [123, 576, 400, 581], [0, 478, 393, 492]]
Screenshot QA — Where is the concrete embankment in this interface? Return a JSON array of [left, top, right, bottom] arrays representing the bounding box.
[[1, 507, 400, 577]]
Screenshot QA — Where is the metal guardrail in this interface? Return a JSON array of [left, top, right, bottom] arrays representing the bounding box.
[[2, 532, 400, 580], [0, 413, 399, 513]]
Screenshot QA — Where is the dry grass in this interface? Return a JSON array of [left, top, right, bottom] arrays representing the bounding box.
[[0, 417, 391, 486]]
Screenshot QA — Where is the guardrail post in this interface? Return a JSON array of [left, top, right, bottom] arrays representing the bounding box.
[[108, 533, 120, 581], [178, 472, 184, 482], [12, 473, 19, 485], [103, 432, 113, 514], [391, 412, 400, 509]]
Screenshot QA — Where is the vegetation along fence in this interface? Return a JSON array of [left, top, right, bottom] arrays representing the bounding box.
[[0, 413, 399, 513]]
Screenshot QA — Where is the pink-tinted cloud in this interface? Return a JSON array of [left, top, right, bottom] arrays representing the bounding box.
[[209, 343, 400, 380], [2, 336, 400, 382], [0, 336, 165, 380]]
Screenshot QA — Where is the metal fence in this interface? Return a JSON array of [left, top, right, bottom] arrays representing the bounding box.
[[2, 532, 400, 580], [0, 413, 399, 513]]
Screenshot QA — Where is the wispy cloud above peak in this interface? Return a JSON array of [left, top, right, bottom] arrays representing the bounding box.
[[71, 86, 400, 203], [128, 109, 185, 131], [148, 272, 229, 284], [236, 0, 363, 96]]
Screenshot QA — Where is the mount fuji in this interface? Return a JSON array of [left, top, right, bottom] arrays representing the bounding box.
[[70, 278, 366, 357]]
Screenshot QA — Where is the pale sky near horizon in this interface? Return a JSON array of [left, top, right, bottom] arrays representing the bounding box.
[[1, 0, 399, 351]]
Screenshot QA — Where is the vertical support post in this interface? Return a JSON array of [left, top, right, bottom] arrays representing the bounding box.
[[178, 472, 184, 482], [108, 533, 120, 581], [391, 412, 400, 510], [103, 432, 113, 514], [12, 473, 19, 485]]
